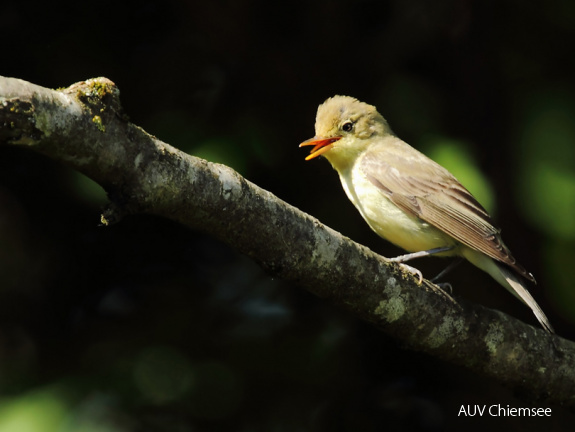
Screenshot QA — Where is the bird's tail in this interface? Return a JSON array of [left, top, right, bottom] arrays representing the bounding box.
[[494, 263, 554, 333], [462, 248, 554, 333]]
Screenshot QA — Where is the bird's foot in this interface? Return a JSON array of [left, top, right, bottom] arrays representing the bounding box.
[[397, 263, 423, 285], [434, 282, 453, 294]]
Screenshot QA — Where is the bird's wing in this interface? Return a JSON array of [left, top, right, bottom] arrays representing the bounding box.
[[360, 143, 535, 282]]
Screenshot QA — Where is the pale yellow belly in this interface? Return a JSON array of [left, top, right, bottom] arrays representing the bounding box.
[[339, 167, 458, 254]]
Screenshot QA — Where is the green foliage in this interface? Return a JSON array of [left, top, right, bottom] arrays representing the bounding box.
[[420, 136, 495, 214], [68, 171, 108, 206], [514, 87, 575, 318], [0, 387, 68, 432], [515, 87, 575, 239]]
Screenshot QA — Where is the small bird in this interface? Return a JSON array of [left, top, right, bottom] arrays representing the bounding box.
[[300, 95, 553, 333]]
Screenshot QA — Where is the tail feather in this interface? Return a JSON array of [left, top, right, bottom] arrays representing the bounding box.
[[462, 248, 554, 333], [495, 263, 554, 334]]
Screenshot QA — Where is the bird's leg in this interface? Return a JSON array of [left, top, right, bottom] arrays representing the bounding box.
[[431, 257, 464, 283], [388, 246, 454, 285], [388, 246, 454, 263]]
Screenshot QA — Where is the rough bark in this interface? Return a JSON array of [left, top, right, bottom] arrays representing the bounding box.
[[1, 76, 573, 409]]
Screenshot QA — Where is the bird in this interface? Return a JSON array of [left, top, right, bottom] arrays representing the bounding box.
[[300, 95, 553, 333]]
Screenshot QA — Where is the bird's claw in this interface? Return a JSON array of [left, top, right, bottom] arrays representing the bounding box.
[[399, 263, 423, 285], [434, 282, 453, 293]]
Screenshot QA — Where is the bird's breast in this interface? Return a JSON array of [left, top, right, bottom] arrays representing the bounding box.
[[338, 164, 457, 253]]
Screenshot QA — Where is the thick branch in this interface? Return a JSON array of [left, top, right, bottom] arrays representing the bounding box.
[[1, 76, 574, 408]]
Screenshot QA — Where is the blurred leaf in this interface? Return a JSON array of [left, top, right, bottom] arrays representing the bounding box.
[[542, 240, 575, 324], [514, 87, 575, 238], [0, 388, 68, 432], [419, 136, 495, 213], [68, 171, 108, 206], [526, 165, 575, 239]]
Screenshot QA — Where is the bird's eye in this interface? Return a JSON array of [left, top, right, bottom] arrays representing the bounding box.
[[342, 121, 354, 132]]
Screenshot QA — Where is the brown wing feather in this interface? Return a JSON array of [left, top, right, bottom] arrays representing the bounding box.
[[361, 145, 535, 283]]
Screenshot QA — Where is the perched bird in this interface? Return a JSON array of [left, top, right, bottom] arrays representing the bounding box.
[[300, 95, 553, 333]]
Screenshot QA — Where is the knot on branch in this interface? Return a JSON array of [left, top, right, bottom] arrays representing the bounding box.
[[65, 77, 127, 124]]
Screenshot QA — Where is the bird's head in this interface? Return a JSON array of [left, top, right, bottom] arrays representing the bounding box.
[[300, 95, 391, 163]]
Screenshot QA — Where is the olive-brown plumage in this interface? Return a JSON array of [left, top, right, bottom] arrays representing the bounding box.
[[301, 95, 552, 333]]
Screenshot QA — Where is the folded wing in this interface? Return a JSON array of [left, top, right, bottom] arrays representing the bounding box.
[[360, 143, 535, 283]]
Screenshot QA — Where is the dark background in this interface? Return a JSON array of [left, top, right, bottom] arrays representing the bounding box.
[[2, 0, 575, 430]]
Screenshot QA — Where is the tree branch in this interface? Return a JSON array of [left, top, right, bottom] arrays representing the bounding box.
[[1, 76, 574, 409]]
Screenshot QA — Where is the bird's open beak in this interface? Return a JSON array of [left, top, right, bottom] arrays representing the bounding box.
[[299, 136, 341, 160]]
